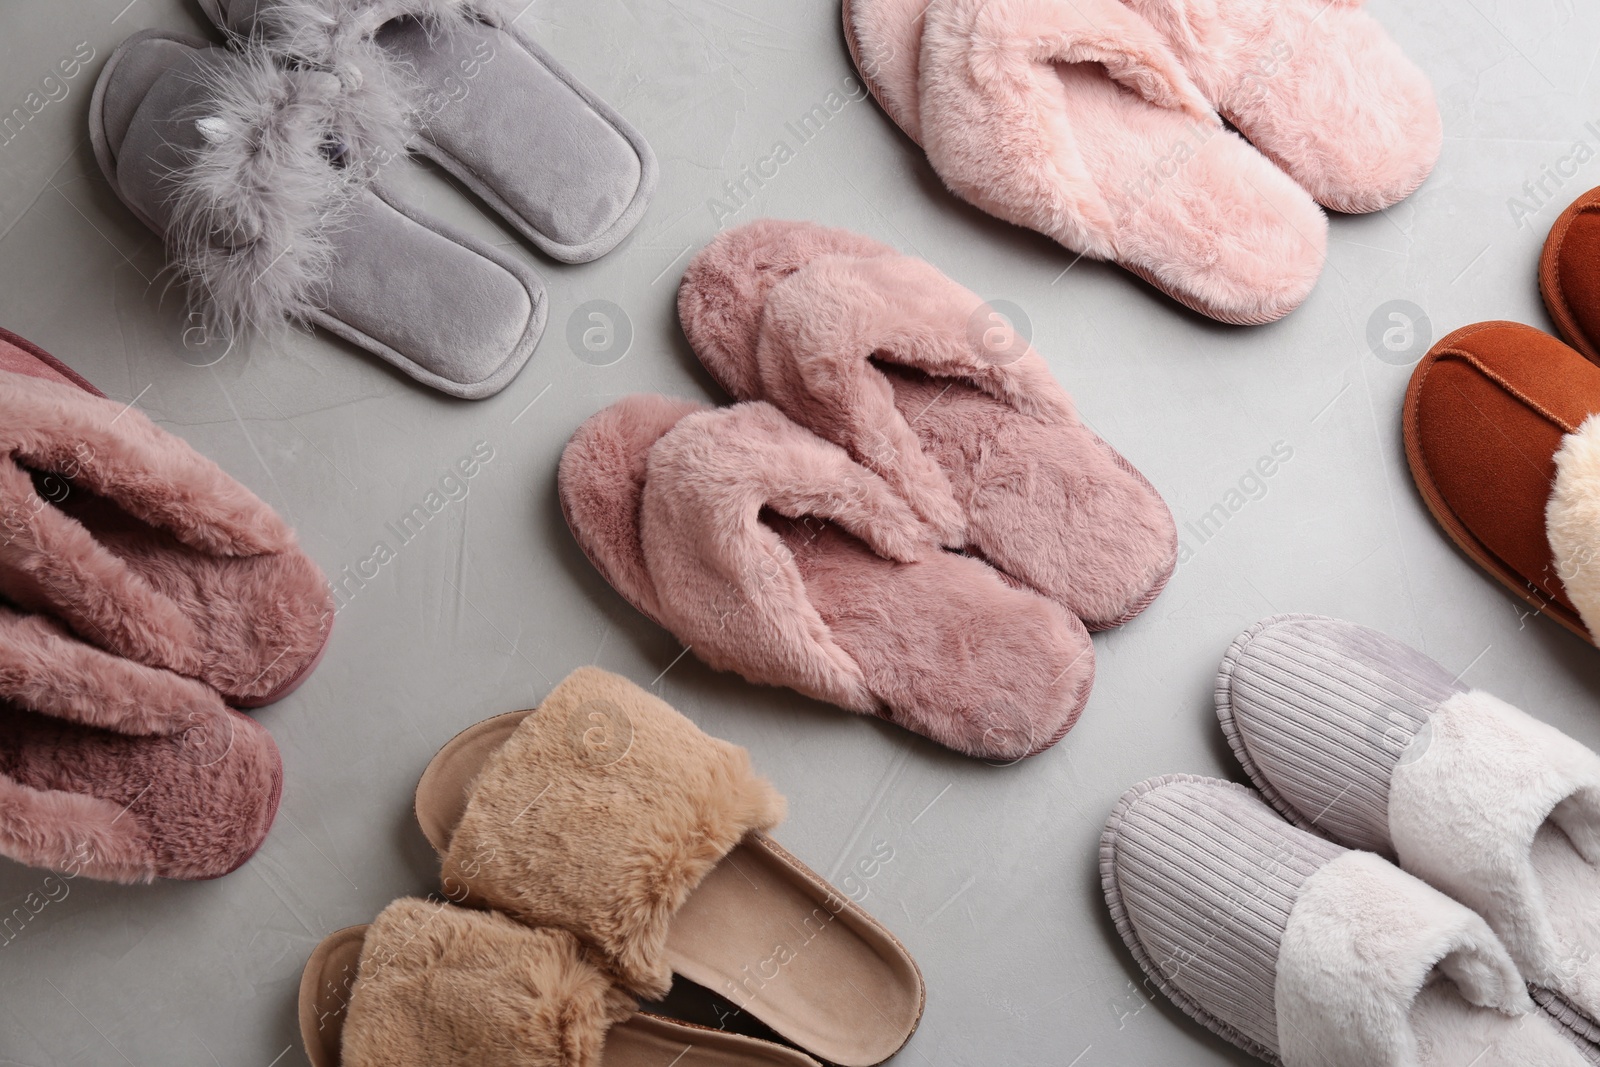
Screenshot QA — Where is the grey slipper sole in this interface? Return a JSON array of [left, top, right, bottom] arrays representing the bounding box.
[[199, 0, 657, 264], [89, 29, 546, 400]]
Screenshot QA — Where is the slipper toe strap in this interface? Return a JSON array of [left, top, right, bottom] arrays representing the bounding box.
[[1388, 690, 1600, 989], [918, 0, 1217, 255], [639, 402, 936, 715], [439, 668, 786, 1000], [1278, 850, 1532, 1067], [756, 254, 1076, 544], [342, 898, 637, 1067]]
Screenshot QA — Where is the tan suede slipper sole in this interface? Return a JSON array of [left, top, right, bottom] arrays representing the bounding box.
[[414, 667, 925, 1067], [298, 909, 820, 1067]]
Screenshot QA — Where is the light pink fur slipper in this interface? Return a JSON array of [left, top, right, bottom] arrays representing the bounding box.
[[1118, 0, 1442, 214], [558, 396, 1094, 760], [0, 332, 333, 707], [0, 605, 283, 883], [679, 220, 1177, 629], [844, 0, 1327, 324]]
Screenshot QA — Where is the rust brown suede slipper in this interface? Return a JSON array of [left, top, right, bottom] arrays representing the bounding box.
[[1403, 321, 1600, 644], [412, 667, 925, 1067], [1541, 186, 1600, 365], [297, 903, 820, 1067]]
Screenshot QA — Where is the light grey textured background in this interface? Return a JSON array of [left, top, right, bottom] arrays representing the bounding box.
[[2, 1, 1599, 1064]]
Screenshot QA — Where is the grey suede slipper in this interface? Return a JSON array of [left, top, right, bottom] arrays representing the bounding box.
[[89, 29, 544, 399], [1217, 614, 1600, 1052], [1101, 774, 1599, 1066], [199, 0, 657, 264]]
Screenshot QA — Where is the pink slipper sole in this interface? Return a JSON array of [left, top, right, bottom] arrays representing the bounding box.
[[0, 606, 282, 883], [845, 0, 1327, 324], [679, 219, 1177, 630], [0, 330, 333, 707], [558, 395, 1094, 760], [1119, 0, 1442, 214]]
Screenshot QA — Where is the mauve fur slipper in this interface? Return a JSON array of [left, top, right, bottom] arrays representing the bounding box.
[[0, 605, 282, 883], [679, 219, 1177, 630], [1102, 775, 1599, 1066], [0, 331, 333, 707], [558, 396, 1094, 760], [1218, 615, 1600, 1050], [1118, 0, 1442, 214], [845, 0, 1327, 324], [298, 900, 820, 1067], [412, 668, 924, 1067]]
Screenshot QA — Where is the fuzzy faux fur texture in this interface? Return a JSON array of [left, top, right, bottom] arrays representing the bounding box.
[[1275, 850, 1533, 1067], [162, 47, 358, 339], [1389, 690, 1600, 1025], [907, 0, 1327, 323], [1115, 0, 1442, 213], [1548, 414, 1600, 640], [441, 667, 787, 1000], [342, 898, 636, 1067], [0, 605, 281, 882], [0, 370, 332, 703], [681, 219, 1177, 627]]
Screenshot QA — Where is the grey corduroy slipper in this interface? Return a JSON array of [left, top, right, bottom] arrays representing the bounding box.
[[1218, 614, 1600, 1052], [1101, 775, 1599, 1066], [90, 29, 545, 399], [198, 0, 657, 264]]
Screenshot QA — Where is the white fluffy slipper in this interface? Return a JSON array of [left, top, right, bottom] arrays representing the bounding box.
[[1102, 775, 1599, 1066], [1218, 614, 1600, 1049]]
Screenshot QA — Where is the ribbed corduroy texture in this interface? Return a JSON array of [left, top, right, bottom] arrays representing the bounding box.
[[1101, 775, 1342, 1062], [1216, 614, 1463, 853]]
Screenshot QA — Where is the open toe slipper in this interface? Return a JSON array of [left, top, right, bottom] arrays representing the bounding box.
[[200, 0, 657, 263], [0, 338, 332, 707], [1218, 613, 1600, 1049], [1102, 775, 1599, 1066], [1118, 0, 1441, 213], [679, 219, 1177, 629], [1542, 185, 1600, 366], [844, 0, 1327, 324], [1403, 321, 1600, 644], [558, 396, 1094, 759], [411, 666, 924, 1067], [89, 29, 545, 399], [0, 605, 281, 883], [298, 899, 818, 1067]]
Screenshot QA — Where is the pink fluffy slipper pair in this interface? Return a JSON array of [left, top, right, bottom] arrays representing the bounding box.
[[0, 328, 334, 883], [559, 220, 1176, 761], [845, 0, 1442, 324]]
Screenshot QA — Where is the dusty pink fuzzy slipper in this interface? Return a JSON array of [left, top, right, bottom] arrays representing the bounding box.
[[0, 605, 282, 883], [1118, 0, 1442, 214], [558, 396, 1094, 760], [679, 220, 1177, 630], [0, 333, 333, 707], [845, 0, 1327, 324]]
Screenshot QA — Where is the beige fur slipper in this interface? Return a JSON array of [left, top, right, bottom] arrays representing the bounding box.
[[413, 667, 925, 1067], [297, 898, 818, 1067]]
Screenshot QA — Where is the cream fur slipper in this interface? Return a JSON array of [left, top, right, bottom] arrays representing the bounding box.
[[1219, 615, 1600, 1050], [0, 332, 331, 707], [298, 899, 818, 1067], [412, 667, 925, 1067], [1116, 0, 1442, 213], [1103, 775, 1599, 1066], [845, 0, 1328, 324], [679, 219, 1177, 630], [558, 397, 1094, 760]]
